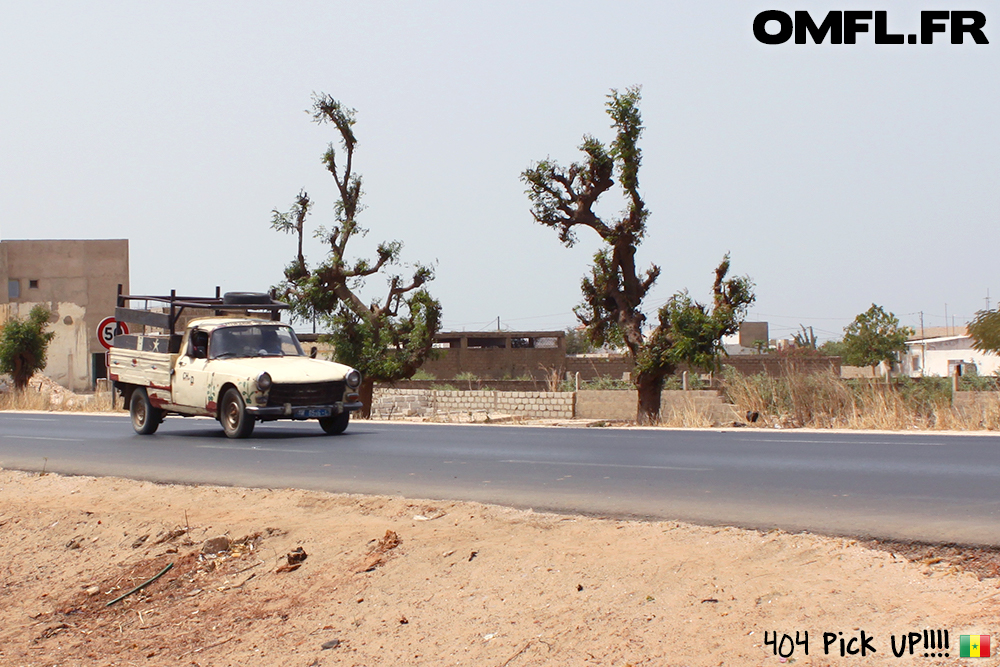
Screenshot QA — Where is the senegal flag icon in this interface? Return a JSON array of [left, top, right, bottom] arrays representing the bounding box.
[[960, 635, 991, 657]]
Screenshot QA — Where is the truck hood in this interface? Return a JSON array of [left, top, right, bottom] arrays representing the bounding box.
[[210, 357, 356, 384]]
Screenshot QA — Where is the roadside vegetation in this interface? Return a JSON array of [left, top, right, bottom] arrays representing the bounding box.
[[0, 305, 56, 389], [721, 368, 1000, 430], [0, 374, 118, 412]]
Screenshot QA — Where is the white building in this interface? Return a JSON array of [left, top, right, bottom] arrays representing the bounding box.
[[902, 326, 1000, 378]]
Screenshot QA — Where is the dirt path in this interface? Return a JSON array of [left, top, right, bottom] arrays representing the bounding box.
[[1, 468, 998, 666]]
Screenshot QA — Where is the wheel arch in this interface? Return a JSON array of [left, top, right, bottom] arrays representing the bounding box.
[[115, 381, 137, 408], [215, 382, 243, 420]]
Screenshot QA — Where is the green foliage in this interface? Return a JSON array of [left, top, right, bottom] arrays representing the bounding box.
[[320, 288, 441, 383], [894, 375, 952, 408], [411, 369, 436, 381], [581, 375, 635, 390], [958, 368, 1000, 391], [649, 258, 755, 374], [818, 339, 847, 358], [968, 308, 1000, 355], [454, 372, 479, 381], [271, 94, 442, 389], [564, 327, 595, 355], [841, 304, 914, 370], [0, 306, 56, 389]]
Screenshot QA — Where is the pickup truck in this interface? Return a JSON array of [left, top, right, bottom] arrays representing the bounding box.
[[109, 290, 363, 438]]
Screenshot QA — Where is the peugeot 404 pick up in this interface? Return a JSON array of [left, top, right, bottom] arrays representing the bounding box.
[[109, 289, 363, 438]]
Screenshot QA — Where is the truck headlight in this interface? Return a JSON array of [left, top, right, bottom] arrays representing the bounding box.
[[256, 372, 272, 391], [345, 369, 361, 389]]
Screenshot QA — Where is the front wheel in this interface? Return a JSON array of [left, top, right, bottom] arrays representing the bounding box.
[[319, 411, 349, 435], [130, 388, 163, 435], [220, 388, 255, 438]]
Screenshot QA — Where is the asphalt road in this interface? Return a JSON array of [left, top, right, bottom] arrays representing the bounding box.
[[2, 412, 999, 545]]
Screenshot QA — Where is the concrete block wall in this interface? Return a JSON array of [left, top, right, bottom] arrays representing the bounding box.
[[431, 390, 574, 419], [371, 387, 741, 422], [371, 388, 575, 420], [370, 389, 434, 419]]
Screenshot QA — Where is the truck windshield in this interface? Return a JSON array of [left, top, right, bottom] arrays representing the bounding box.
[[209, 325, 304, 359]]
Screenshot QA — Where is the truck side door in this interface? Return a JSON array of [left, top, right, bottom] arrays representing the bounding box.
[[173, 329, 213, 413]]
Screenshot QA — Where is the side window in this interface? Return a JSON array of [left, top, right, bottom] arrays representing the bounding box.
[[188, 330, 209, 359]]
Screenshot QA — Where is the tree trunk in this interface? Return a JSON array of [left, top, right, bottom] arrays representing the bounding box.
[[635, 371, 665, 425], [13, 351, 35, 390], [358, 376, 375, 419]]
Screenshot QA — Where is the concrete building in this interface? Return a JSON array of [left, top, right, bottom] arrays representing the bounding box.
[[1, 239, 129, 390], [420, 331, 565, 380], [902, 326, 1000, 378]]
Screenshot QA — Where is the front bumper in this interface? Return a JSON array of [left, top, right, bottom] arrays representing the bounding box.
[[247, 400, 364, 418]]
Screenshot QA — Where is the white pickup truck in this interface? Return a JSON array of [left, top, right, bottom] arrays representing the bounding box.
[[109, 290, 363, 438]]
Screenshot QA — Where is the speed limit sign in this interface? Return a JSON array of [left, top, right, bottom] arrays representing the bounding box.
[[96, 317, 129, 350]]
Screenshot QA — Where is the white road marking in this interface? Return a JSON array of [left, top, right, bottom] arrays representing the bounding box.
[[5, 435, 82, 442], [741, 438, 947, 446], [195, 444, 324, 454], [500, 459, 711, 471]]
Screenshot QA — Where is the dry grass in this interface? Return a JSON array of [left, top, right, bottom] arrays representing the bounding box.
[[658, 396, 718, 428], [0, 374, 122, 413], [722, 369, 1000, 431]]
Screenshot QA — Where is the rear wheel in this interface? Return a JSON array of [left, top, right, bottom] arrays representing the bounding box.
[[130, 388, 162, 435], [220, 388, 255, 438], [319, 411, 349, 435]]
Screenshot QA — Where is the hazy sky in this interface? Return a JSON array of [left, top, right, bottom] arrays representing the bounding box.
[[1, 1, 996, 341]]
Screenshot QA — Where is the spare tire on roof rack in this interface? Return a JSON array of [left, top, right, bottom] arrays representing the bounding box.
[[222, 292, 273, 305]]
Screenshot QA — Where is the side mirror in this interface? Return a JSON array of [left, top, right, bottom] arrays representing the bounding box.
[[310, 346, 318, 359]]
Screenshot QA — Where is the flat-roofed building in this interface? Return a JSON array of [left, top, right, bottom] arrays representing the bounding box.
[[1, 239, 129, 391]]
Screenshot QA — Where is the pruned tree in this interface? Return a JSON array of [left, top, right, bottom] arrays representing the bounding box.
[[522, 87, 754, 423], [791, 325, 818, 350], [841, 304, 913, 373], [0, 305, 56, 389], [271, 94, 442, 415]]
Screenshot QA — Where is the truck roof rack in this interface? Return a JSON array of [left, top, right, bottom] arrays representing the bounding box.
[[115, 285, 289, 337]]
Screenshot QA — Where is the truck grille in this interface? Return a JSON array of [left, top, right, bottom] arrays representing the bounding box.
[[266, 381, 346, 407]]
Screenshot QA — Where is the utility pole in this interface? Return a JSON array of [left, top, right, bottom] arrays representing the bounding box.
[[918, 311, 926, 377]]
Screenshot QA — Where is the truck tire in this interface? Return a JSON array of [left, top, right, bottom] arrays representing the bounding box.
[[319, 411, 350, 435], [130, 388, 163, 435], [220, 387, 255, 438]]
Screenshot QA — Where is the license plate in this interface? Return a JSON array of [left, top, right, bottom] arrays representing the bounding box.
[[295, 407, 332, 419]]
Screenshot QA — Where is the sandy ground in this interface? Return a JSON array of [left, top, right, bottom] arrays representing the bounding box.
[[1, 467, 999, 667]]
